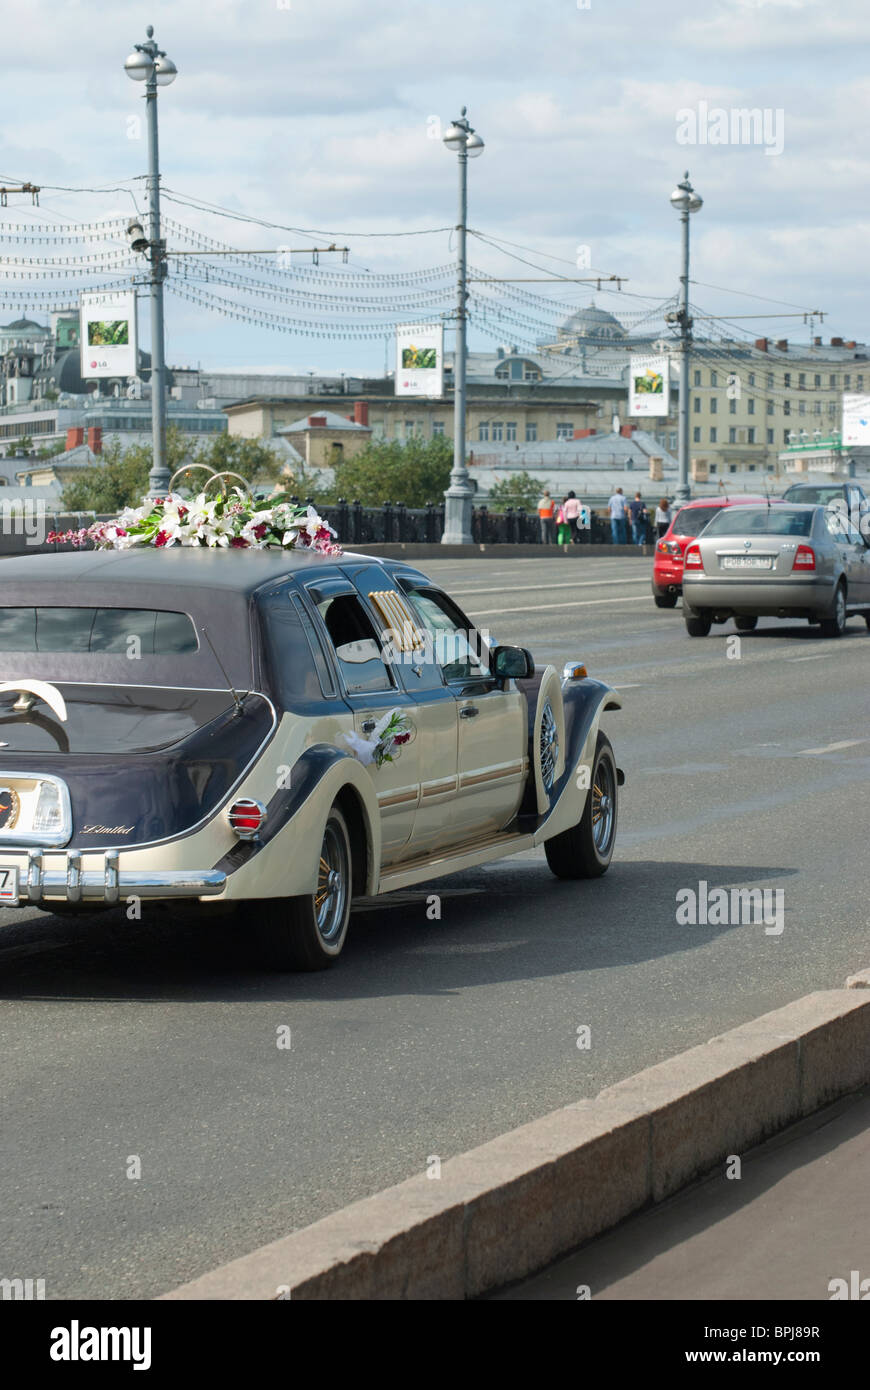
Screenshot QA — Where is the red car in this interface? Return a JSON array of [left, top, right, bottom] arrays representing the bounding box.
[[651, 495, 786, 608]]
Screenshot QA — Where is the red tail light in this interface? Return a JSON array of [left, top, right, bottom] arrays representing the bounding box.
[[227, 798, 267, 840], [793, 545, 816, 570], [684, 544, 703, 570]]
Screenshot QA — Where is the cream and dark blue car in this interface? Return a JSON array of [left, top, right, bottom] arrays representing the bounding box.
[[0, 547, 623, 969]]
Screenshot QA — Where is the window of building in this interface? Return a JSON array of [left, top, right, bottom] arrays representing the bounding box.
[[505, 421, 517, 442], [748, 398, 755, 415], [812, 401, 821, 415], [693, 369, 701, 386], [693, 426, 701, 443], [556, 422, 574, 440], [784, 400, 791, 416], [767, 373, 774, 389], [784, 373, 791, 387], [491, 422, 503, 443], [710, 427, 717, 443], [829, 375, 837, 389], [710, 463, 717, 473], [710, 371, 718, 387], [729, 464, 737, 474], [525, 422, 537, 442], [798, 373, 806, 388], [814, 374, 821, 388], [432, 421, 445, 436], [729, 398, 737, 414], [767, 400, 774, 416], [523, 366, 540, 381], [710, 397, 718, 414], [748, 373, 756, 387], [828, 401, 837, 417], [799, 400, 806, 415], [858, 376, 864, 391], [784, 429, 792, 444], [728, 427, 736, 443], [767, 429, 774, 444], [478, 423, 489, 442], [668, 432, 677, 450], [748, 428, 755, 444], [693, 397, 701, 413], [844, 374, 851, 388]]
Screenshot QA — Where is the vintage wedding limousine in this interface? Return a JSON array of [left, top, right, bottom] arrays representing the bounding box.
[[0, 545, 623, 969]]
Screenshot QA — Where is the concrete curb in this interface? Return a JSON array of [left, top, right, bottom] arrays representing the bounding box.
[[163, 973, 870, 1301], [341, 542, 654, 560]]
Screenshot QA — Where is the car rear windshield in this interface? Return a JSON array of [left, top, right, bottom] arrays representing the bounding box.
[[700, 508, 814, 538], [0, 607, 198, 654], [784, 486, 841, 504], [670, 506, 722, 536]]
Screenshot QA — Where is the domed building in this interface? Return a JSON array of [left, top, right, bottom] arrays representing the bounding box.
[[552, 302, 628, 346]]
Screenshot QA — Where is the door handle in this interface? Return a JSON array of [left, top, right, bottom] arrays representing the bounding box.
[[459, 705, 479, 719], [361, 718, 376, 733]]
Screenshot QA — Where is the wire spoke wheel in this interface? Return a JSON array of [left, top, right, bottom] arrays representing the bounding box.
[[540, 699, 559, 792], [315, 820, 349, 944]]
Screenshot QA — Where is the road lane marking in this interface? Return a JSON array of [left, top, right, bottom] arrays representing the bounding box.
[[467, 596, 650, 617], [797, 739, 869, 756], [452, 578, 650, 597], [788, 653, 837, 662]]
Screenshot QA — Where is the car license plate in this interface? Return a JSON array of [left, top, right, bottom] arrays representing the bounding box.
[[721, 555, 773, 569], [0, 865, 19, 906]]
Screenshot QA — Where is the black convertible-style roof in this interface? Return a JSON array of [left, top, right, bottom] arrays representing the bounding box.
[[0, 546, 387, 692], [0, 545, 381, 595]]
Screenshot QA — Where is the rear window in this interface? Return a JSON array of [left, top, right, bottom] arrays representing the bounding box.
[[700, 508, 813, 538], [0, 607, 198, 654], [783, 486, 841, 504], [670, 506, 722, 537]]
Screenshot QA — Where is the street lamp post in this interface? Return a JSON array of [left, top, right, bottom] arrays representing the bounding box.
[[442, 108, 484, 545], [669, 172, 702, 504], [125, 25, 177, 499]]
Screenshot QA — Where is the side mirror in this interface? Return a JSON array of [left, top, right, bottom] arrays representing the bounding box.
[[493, 645, 534, 680]]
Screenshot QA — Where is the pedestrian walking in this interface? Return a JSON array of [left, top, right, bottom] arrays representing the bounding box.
[[608, 487, 628, 545], [655, 497, 673, 539], [628, 491, 648, 546], [556, 498, 572, 545], [563, 490, 581, 543], [538, 489, 555, 544]]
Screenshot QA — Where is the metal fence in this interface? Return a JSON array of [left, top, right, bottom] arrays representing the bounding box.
[[0, 499, 652, 556]]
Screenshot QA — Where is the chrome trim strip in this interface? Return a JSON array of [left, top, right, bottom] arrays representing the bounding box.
[[7, 856, 226, 904], [66, 852, 82, 904]]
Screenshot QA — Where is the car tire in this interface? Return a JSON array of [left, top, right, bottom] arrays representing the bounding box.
[[684, 605, 712, 637], [256, 805, 352, 970], [545, 732, 617, 879], [654, 592, 678, 608], [820, 584, 847, 639], [734, 616, 758, 632]]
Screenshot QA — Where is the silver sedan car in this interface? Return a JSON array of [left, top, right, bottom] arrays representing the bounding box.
[[681, 503, 870, 637]]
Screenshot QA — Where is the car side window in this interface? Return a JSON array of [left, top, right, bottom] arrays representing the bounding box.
[[311, 591, 394, 696], [399, 585, 490, 684], [824, 511, 848, 539]]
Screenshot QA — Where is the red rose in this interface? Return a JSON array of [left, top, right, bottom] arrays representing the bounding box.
[[392, 732, 410, 745]]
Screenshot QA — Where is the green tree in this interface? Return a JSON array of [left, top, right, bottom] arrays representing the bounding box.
[[59, 427, 287, 512], [328, 435, 453, 508], [486, 470, 548, 512], [36, 439, 67, 460], [15, 435, 34, 455]]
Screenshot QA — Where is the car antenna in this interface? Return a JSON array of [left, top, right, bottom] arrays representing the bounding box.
[[200, 627, 246, 716]]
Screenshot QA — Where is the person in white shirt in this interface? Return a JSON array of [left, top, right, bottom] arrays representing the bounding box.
[[608, 488, 627, 545], [655, 498, 673, 538]]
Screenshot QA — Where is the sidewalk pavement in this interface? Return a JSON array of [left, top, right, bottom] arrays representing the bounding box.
[[492, 1087, 870, 1300]]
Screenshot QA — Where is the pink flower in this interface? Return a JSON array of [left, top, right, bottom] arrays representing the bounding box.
[[229, 536, 249, 548], [392, 732, 411, 745], [252, 522, 268, 540], [154, 530, 170, 547]]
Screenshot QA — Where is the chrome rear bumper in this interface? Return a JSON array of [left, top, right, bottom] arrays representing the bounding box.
[[10, 849, 226, 906]]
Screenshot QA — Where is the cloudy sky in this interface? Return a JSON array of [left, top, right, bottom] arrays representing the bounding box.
[[2, 0, 866, 375]]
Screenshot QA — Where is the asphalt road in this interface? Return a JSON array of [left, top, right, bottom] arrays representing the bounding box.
[[2, 553, 869, 1300]]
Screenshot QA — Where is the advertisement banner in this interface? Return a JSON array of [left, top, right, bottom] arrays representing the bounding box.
[[395, 324, 443, 397], [841, 393, 870, 446], [628, 354, 670, 417], [80, 290, 138, 379]]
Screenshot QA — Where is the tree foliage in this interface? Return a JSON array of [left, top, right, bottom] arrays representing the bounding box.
[[327, 435, 453, 508], [60, 428, 282, 513], [485, 470, 549, 513]]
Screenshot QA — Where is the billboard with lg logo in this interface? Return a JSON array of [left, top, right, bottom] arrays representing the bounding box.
[[79, 290, 138, 379]]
